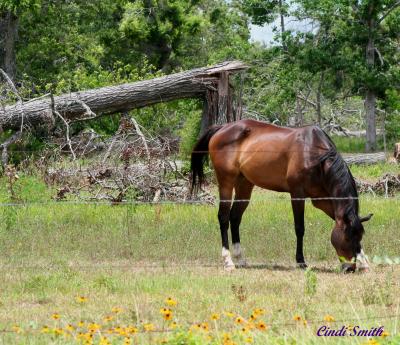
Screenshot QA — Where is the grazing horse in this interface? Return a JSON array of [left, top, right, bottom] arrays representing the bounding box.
[[190, 119, 372, 272]]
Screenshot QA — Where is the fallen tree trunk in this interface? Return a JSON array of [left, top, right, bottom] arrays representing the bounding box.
[[0, 61, 247, 131], [343, 152, 386, 165]]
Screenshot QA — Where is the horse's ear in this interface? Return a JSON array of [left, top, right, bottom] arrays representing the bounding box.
[[360, 213, 373, 223]]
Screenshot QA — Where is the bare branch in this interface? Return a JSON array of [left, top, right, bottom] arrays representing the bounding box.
[[374, 47, 384, 66], [129, 115, 150, 161], [50, 94, 76, 161], [0, 68, 25, 132], [0, 131, 22, 167]]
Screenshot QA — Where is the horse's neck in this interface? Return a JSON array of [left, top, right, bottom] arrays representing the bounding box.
[[328, 184, 358, 222], [332, 197, 357, 223]]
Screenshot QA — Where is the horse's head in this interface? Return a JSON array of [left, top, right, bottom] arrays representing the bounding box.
[[331, 213, 373, 272]]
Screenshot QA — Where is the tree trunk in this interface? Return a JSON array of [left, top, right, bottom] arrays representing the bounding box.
[[343, 152, 386, 165], [295, 94, 303, 126], [279, 0, 287, 52], [0, 10, 18, 81], [316, 71, 324, 126], [365, 19, 377, 152], [0, 61, 247, 132]]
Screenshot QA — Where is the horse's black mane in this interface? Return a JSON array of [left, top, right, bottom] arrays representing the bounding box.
[[318, 129, 363, 252]]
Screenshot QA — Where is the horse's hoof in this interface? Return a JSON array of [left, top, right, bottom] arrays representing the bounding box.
[[297, 262, 308, 269]]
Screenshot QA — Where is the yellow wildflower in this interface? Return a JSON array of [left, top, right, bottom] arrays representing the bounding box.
[[169, 321, 178, 329], [245, 336, 254, 343], [165, 297, 177, 306], [54, 328, 64, 336], [99, 337, 111, 345], [78, 321, 85, 327], [222, 333, 236, 345], [163, 311, 173, 321], [143, 323, 155, 332], [114, 326, 122, 333], [201, 322, 210, 332], [224, 311, 235, 318], [235, 316, 245, 325], [256, 320, 267, 331], [41, 325, 50, 333], [222, 333, 231, 341], [118, 328, 128, 337], [303, 320, 308, 326], [124, 337, 132, 345], [323, 315, 335, 322], [253, 308, 265, 316], [66, 324, 74, 331], [52, 313, 60, 320], [189, 323, 202, 332], [240, 326, 250, 333], [127, 326, 138, 334], [249, 314, 257, 321], [12, 325, 21, 333], [103, 315, 113, 322], [87, 323, 101, 332], [85, 332, 94, 340], [293, 314, 302, 321], [211, 313, 220, 320], [112, 307, 123, 314], [76, 296, 88, 303], [381, 331, 389, 338]]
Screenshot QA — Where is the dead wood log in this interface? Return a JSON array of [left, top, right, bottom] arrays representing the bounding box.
[[343, 152, 386, 165], [0, 61, 247, 132]]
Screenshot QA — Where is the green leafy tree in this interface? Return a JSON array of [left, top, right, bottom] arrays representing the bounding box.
[[296, 0, 400, 151], [0, 0, 41, 80]]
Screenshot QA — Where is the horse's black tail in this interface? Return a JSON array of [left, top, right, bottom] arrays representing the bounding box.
[[190, 125, 223, 194]]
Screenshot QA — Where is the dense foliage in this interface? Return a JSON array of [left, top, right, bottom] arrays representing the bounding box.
[[0, 0, 399, 153]]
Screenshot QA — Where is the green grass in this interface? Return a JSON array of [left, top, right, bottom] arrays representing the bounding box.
[[0, 264, 399, 344], [350, 162, 400, 181], [0, 191, 399, 264], [0, 168, 399, 344], [332, 135, 387, 153], [0, 193, 399, 344]]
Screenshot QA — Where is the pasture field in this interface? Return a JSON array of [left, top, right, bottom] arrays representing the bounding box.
[[0, 162, 399, 344]]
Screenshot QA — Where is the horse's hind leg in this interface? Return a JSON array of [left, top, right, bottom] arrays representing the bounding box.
[[290, 195, 307, 268], [230, 176, 254, 267], [218, 182, 235, 271]]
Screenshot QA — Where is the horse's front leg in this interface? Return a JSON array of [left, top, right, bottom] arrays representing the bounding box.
[[290, 196, 307, 268]]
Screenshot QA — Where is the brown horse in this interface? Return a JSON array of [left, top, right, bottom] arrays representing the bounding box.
[[190, 119, 372, 272]]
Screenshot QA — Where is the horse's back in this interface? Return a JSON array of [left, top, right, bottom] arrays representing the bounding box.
[[209, 120, 332, 193]]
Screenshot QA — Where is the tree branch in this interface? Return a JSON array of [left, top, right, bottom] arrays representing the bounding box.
[[50, 94, 76, 161], [0, 68, 25, 132], [377, 0, 400, 24], [0, 131, 22, 167]]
